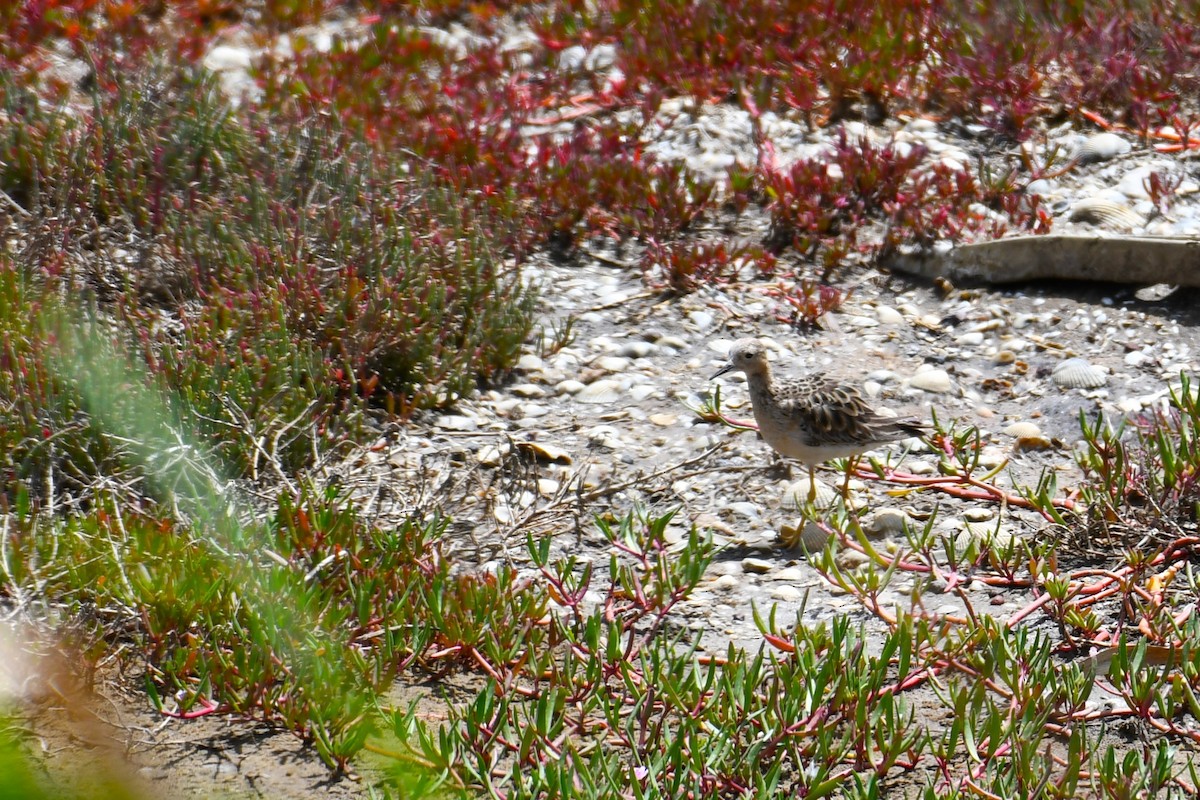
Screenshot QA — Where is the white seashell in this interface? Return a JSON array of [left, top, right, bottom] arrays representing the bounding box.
[[658, 335, 688, 350], [712, 574, 740, 591], [1024, 178, 1057, 197], [517, 354, 545, 371], [956, 331, 985, 346], [956, 523, 1019, 553], [908, 368, 954, 393], [1124, 351, 1150, 368], [592, 355, 631, 373], [779, 519, 832, 552], [770, 584, 806, 601], [511, 383, 546, 398], [864, 508, 910, 537], [977, 447, 1008, 469], [1117, 163, 1174, 199], [875, 305, 904, 325], [780, 478, 839, 510], [1134, 283, 1179, 302], [1013, 434, 1054, 452], [1068, 198, 1142, 230], [618, 340, 656, 358], [1073, 132, 1131, 164], [435, 414, 478, 431], [517, 403, 551, 418], [775, 566, 807, 582], [476, 444, 509, 466], [585, 425, 623, 449], [1051, 358, 1108, 389], [629, 384, 657, 401], [574, 379, 624, 404], [493, 500, 514, 524], [906, 460, 937, 475], [742, 557, 773, 574], [688, 310, 715, 331], [1003, 421, 1042, 439], [515, 440, 572, 464]]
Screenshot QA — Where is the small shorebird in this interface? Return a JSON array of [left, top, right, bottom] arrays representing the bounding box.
[[711, 338, 925, 501]]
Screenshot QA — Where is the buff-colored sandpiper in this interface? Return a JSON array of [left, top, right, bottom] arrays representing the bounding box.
[[712, 338, 925, 501]]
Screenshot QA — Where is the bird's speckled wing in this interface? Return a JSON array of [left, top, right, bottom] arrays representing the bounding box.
[[772, 375, 919, 445]]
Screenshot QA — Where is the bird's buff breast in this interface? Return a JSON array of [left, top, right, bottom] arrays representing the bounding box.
[[750, 402, 867, 464]]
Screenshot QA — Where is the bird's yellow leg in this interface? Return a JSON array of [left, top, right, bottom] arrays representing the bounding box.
[[807, 465, 818, 503], [841, 456, 858, 500]]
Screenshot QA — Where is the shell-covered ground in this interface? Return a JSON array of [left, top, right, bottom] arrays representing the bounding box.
[[13, 7, 1200, 798]]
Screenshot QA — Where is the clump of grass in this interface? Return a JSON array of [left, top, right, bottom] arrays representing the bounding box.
[[1074, 374, 1200, 542], [2, 481, 447, 770], [0, 57, 537, 501]]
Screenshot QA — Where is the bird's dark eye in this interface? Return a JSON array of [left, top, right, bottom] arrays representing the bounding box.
[[741, 352, 751, 359]]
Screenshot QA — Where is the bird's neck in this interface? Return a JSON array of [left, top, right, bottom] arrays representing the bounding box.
[[745, 369, 774, 398]]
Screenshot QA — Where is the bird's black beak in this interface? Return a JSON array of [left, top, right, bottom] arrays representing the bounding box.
[[710, 363, 734, 380]]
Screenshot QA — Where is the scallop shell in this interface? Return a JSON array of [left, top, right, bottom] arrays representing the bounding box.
[[1052, 357, 1108, 389], [573, 378, 623, 404], [1068, 198, 1142, 230], [1003, 421, 1042, 438], [779, 477, 839, 511], [1073, 132, 1132, 164], [864, 508, 910, 537], [779, 519, 832, 552]]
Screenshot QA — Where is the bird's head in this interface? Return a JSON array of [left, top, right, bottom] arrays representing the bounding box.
[[711, 338, 771, 380]]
